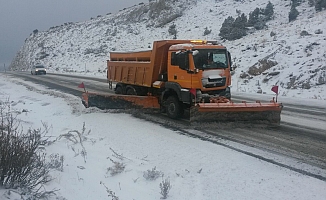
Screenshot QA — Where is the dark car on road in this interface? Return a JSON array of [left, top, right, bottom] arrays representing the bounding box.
[[31, 65, 47, 75]]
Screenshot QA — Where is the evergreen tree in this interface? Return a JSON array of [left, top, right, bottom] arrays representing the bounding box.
[[315, 0, 326, 11], [247, 8, 260, 27], [321, 0, 326, 10], [289, 5, 299, 22], [254, 17, 266, 30], [219, 14, 247, 41], [168, 23, 177, 39], [229, 27, 247, 40], [264, 1, 274, 20], [219, 16, 235, 39], [234, 13, 248, 29], [308, 0, 315, 7], [291, 0, 302, 7], [231, 14, 247, 40]]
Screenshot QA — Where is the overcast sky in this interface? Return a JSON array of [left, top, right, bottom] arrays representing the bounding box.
[[0, 0, 144, 68]]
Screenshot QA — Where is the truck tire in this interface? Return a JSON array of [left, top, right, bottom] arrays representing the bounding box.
[[166, 96, 183, 119], [126, 87, 137, 95], [115, 86, 123, 94]]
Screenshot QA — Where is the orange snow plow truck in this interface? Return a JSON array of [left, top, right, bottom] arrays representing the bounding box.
[[82, 40, 282, 124]]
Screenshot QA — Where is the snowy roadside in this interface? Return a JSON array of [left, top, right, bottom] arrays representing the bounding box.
[[1, 74, 326, 200]]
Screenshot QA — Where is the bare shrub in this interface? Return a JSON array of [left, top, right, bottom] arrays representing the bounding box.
[[168, 24, 177, 39], [107, 158, 125, 176], [240, 72, 249, 79], [268, 71, 280, 76], [0, 99, 53, 198], [100, 181, 119, 200], [109, 147, 130, 161], [143, 166, 163, 180], [48, 153, 64, 172], [270, 31, 276, 37], [248, 59, 278, 76], [58, 122, 90, 163], [203, 27, 212, 36], [262, 77, 270, 83], [302, 81, 311, 89], [317, 74, 326, 85], [314, 29, 323, 34], [300, 30, 310, 36], [159, 177, 172, 199], [287, 76, 297, 89]]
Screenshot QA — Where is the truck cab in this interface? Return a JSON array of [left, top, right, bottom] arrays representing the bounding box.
[[165, 40, 232, 104]]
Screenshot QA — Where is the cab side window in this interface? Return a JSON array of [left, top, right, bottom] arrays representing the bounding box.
[[171, 52, 178, 66]]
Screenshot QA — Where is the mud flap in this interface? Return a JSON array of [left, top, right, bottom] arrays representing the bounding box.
[[190, 101, 282, 124]]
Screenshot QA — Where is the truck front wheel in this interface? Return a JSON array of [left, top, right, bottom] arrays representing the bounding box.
[[166, 96, 183, 119], [115, 86, 123, 94]]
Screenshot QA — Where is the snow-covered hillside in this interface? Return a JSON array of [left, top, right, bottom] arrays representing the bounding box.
[[10, 0, 326, 100]]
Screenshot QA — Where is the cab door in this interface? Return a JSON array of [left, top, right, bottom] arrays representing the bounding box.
[[168, 51, 196, 88]]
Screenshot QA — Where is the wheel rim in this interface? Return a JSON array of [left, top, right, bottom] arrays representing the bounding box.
[[126, 88, 137, 95], [168, 103, 176, 114]]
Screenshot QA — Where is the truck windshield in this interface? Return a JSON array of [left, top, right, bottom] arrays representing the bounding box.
[[193, 49, 228, 70]]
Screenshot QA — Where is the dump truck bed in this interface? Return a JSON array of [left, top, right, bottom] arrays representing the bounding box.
[[107, 40, 195, 87]]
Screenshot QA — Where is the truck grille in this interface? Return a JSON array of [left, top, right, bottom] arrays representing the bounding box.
[[204, 77, 226, 88]]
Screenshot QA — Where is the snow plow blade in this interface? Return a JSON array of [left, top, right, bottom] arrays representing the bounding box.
[[82, 92, 282, 125], [190, 100, 283, 124], [82, 92, 160, 110]]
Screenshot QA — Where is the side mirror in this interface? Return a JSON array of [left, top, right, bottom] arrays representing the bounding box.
[[227, 51, 232, 70]]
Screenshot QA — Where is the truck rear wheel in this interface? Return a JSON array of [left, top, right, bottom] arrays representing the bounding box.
[[166, 96, 183, 119], [126, 87, 137, 95]]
